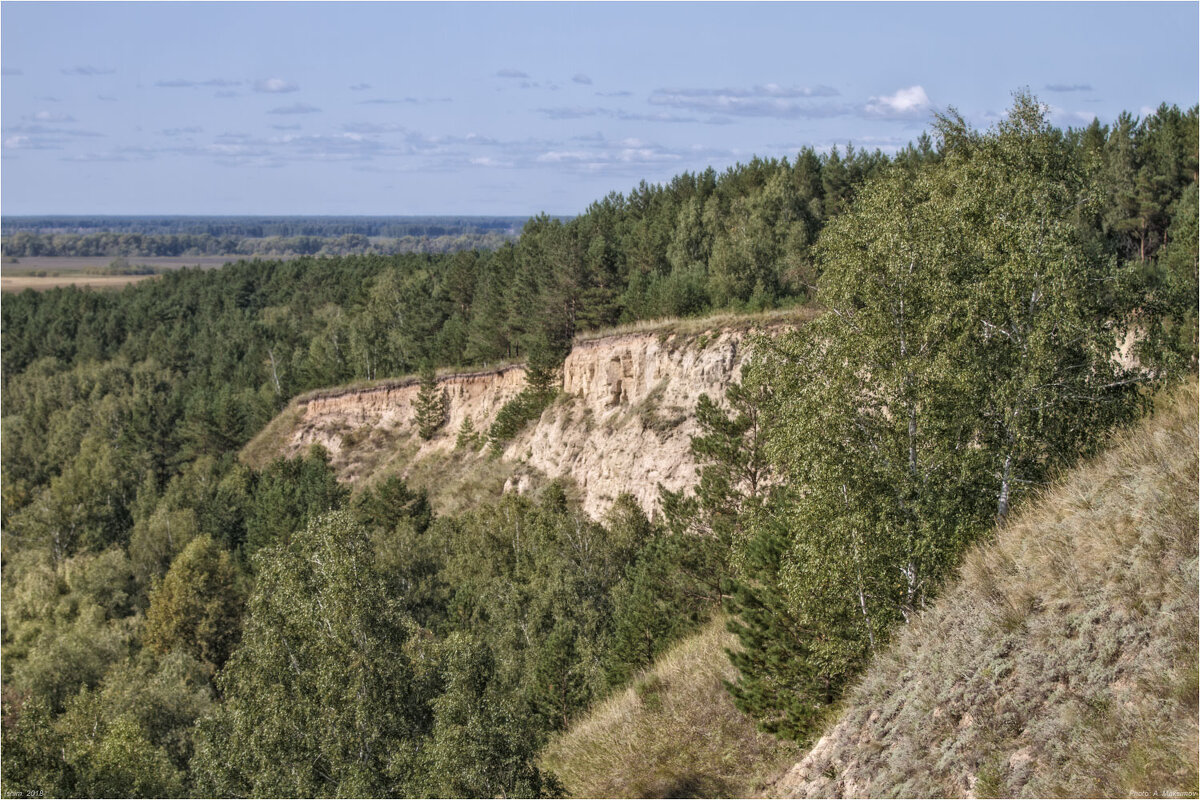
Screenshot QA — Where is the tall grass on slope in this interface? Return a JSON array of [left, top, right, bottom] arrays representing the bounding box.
[[772, 380, 1200, 799], [540, 617, 801, 798]]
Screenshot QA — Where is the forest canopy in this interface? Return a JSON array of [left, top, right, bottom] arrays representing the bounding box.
[[2, 96, 1196, 797]]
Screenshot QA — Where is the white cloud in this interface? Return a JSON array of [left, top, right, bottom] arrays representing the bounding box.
[[32, 111, 75, 123], [254, 78, 299, 93], [4, 135, 63, 150], [863, 86, 932, 118]]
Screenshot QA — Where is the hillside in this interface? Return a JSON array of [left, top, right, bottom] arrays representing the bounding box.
[[768, 380, 1199, 798], [242, 309, 813, 518], [534, 381, 1199, 800], [540, 617, 801, 798]]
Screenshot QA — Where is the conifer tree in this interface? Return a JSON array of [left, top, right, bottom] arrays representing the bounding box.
[[414, 365, 448, 440]]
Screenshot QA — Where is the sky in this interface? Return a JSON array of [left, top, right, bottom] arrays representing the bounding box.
[[2, 2, 1197, 216]]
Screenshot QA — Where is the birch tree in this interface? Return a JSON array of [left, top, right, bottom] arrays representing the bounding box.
[[725, 93, 1151, 741]]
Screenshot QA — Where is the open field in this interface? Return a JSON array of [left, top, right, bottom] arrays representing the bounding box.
[[2, 273, 161, 292], [0, 254, 291, 291]]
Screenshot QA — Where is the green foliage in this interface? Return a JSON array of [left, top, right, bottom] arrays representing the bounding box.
[[65, 713, 184, 798], [1, 692, 74, 796], [352, 474, 433, 535], [2, 638, 212, 797], [725, 507, 872, 740], [1142, 181, 1199, 370], [191, 511, 429, 797], [774, 381, 1199, 798], [434, 489, 660, 736], [422, 634, 563, 798], [455, 415, 484, 450], [607, 370, 781, 690], [414, 365, 449, 440], [1, 548, 139, 713], [7, 433, 138, 564], [603, 531, 715, 688], [487, 362, 560, 452], [243, 445, 348, 558], [143, 535, 244, 670], [725, 93, 1160, 742], [1, 95, 1195, 796]]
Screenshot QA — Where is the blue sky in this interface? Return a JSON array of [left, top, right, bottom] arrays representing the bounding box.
[[2, 2, 1197, 216]]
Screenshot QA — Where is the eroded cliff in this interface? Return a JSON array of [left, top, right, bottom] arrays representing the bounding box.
[[245, 324, 774, 519]]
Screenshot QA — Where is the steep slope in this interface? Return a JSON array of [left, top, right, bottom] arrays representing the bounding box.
[[242, 311, 812, 518], [770, 380, 1199, 798], [540, 617, 801, 798]]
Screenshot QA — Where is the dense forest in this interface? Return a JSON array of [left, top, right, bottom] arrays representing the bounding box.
[[2, 96, 1196, 797]]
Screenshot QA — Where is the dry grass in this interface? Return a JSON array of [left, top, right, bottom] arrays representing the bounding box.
[[772, 379, 1200, 799], [541, 617, 801, 798], [572, 305, 819, 345], [239, 402, 307, 470], [1, 273, 160, 292], [359, 440, 553, 518]]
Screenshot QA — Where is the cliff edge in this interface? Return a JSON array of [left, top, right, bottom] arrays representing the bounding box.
[[242, 314, 806, 518]]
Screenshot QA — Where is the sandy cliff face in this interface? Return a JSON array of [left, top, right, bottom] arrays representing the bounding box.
[[270, 329, 752, 518]]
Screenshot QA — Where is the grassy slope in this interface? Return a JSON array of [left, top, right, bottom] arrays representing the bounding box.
[[540, 617, 802, 798], [771, 379, 1199, 798]]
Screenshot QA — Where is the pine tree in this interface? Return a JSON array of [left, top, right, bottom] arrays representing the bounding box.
[[414, 365, 448, 440], [455, 416, 481, 450]]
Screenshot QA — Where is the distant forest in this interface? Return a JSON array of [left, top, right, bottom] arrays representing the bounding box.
[[1, 216, 534, 258], [2, 98, 1196, 798]]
